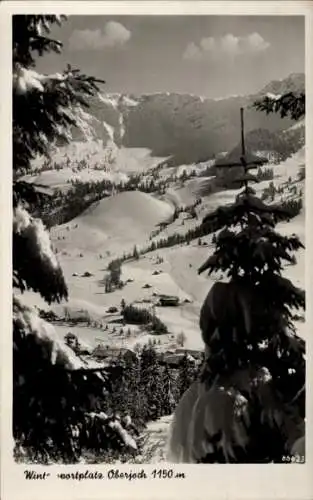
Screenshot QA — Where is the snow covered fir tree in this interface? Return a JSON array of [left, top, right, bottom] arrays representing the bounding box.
[[13, 15, 139, 464], [168, 102, 305, 464]]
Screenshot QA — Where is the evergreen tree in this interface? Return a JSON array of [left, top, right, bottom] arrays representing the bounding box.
[[104, 275, 112, 293], [13, 15, 136, 463], [133, 245, 140, 260], [123, 354, 143, 422], [161, 365, 177, 415], [181, 169, 188, 182], [108, 260, 122, 287], [193, 106, 305, 463], [177, 354, 198, 398], [176, 331, 187, 347], [104, 356, 127, 414], [139, 346, 163, 420]]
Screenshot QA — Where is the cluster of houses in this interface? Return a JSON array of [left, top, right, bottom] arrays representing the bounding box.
[[64, 332, 203, 369], [161, 348, 204, 367]]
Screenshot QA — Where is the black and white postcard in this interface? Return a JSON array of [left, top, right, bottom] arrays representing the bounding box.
[[1, 2, 312, 500]]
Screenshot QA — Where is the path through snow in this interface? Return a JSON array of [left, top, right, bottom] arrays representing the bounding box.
[[132, 416, 172, 463]]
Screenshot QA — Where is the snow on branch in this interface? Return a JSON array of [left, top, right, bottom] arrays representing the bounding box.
[[13, 205, 68, 303], [253, 92, 305, 121], [13, 297, 83, 370]]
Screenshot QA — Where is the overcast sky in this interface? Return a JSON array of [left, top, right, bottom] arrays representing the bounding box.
[[36, 15, 305, 98]]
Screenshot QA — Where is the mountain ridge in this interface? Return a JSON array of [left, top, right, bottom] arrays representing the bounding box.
[[58, 72, 305, 166]]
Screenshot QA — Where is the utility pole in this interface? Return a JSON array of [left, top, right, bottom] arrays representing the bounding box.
[[240, 107, 246, 157], [214, 107, 267, 194], [240, 107, 249, 193]]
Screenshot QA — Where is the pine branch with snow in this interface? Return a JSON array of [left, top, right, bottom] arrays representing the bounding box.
[[13, 297, 139, 463], [13, 205, 68, 303], [12, 16, 139, 464], [253, 92, 305, 121]]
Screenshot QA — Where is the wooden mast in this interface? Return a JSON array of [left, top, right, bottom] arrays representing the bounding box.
[[240, 107, 246, 157], [214, 107, 266, 191], [240, 107, 249, 193]]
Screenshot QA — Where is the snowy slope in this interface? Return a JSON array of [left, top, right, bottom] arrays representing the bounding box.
[[51, 191, 174, 254], [21, 140, 305, 362]]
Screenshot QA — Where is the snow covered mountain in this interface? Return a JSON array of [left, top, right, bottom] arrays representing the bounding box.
[[64, 73, 304, 165], [260, 72, 304, 96]]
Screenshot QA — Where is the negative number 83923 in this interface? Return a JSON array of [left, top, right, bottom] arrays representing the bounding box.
[[282, 454, 305, 463]]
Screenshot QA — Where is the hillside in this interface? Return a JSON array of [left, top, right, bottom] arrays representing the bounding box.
[[29, 150, 169, 187], [226, 122, 305, 166], [43, 73, 304, 167], [19, 71, 305, 418], [51, 191, 174, 254], [16, 145, 302, 359], [18, 110, 305, 466]]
